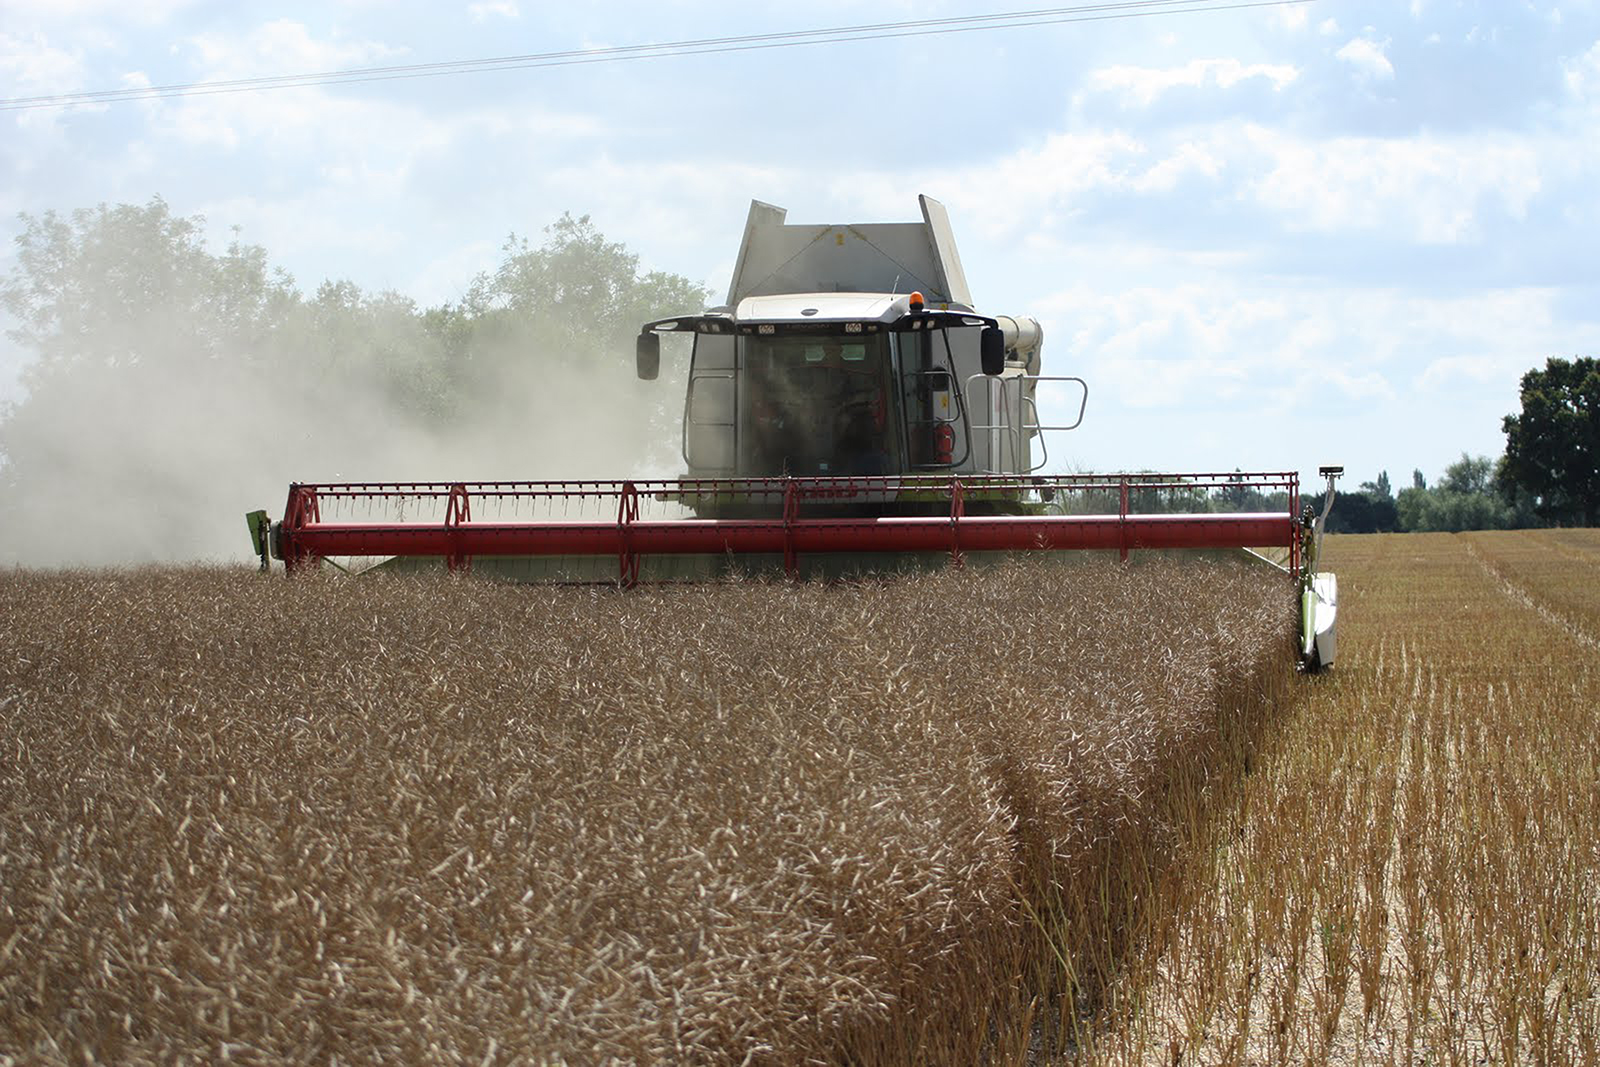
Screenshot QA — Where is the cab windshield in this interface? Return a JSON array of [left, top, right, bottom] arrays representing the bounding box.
[[740, 333, 900, 477]]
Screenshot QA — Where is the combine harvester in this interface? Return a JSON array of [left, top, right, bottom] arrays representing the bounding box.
[[249, 196, 1341, 670]]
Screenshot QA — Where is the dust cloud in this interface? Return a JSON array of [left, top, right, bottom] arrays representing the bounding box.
[[0, 277, 696, 568]]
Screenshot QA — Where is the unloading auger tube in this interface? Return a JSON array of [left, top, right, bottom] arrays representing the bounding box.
[[247, 469, 1344, 672]]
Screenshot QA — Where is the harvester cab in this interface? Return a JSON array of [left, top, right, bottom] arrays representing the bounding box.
[[633, 195, 1086, 506], [251, 195, 1342, 672]]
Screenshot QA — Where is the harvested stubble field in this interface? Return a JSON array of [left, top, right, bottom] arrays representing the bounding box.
[[1084, 531, 1600, 1066], [0, 558, 1294, 1064]]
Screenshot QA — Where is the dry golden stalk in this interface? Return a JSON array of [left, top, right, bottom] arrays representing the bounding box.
[[1, 556, 1289, 1064], [1089, 532, 1600, 1067]]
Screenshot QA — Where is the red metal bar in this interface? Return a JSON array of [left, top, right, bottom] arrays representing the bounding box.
[[1290, 479, 1302, 575], [445, 483, 471, 573], [617, 481, 641, 588], [282, 484, 321, 574], [949, 478, 964, 566], [1118, 478, 1129, 563], [782, 481, 799, 579], [277, 473, 1304, 577], [284, 512, 1297, 559]]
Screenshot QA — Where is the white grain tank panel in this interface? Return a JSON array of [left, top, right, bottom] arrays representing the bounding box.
[[919, 195, 974, 308], [725, 200, 788, 307], [726, 196, 973, 306]]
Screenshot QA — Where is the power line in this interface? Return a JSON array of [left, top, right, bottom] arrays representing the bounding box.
[[1, 0, 1312, 113]]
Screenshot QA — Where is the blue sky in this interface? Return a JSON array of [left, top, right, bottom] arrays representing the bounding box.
[[4, 0, 1599, 488]]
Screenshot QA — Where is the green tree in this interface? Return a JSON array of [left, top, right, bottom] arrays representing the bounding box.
[[1395, 453, 1515, 532], [1326, 488, 1398, 533], [1358, 470, 1392, 499], [1394, 485, 1427, 530], [1438, 453, 1494, 496], [1492, 454, 1544, 528], [1, 199, 297, 385], [1500, 356, 1600, 526], [1328, 469, 1399, 533], [293, 279, 453, 426], [467, 213, 707, 358], [458, 213, 708, 469]]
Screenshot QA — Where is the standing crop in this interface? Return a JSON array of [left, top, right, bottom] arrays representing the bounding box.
[[1, 557, 1291, 1063]]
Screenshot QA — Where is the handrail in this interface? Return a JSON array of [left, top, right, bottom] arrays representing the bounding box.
[[963, 374, 1090, 474]]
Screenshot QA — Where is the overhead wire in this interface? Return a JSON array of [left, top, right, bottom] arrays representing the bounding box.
[[2, 0, 1312, 113]]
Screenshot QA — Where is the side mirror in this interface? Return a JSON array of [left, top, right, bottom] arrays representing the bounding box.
[[980, 326, 1006, 377], [636, 332, 660, 381]]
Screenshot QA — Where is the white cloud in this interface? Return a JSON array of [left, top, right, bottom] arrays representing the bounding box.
[[1566, 39, 1600, 100], [1335, 36, 1395, 80], [714, 114, 1561, 256], [868, 118, 1553, 250], [1273, 6, 1309, 32], [0, 0, 197, 23], [1417, 353, 1514, 390], [145, 22, 417, 151], [468, 1, 520, 21], [1087, 58, 1300, 106], [0, 32, 107, 132], [1318, 18, 1340, 36], [815, 130, 1147, 240], [1030, 280, 1400, 424], [1023, 279, 1594, 476], [1244, 127, 1543, 242], [532, 156, 795, 284], [1407, 291, 1589, 392], [1128, 140, 1223, 193], [183, 19, 406, 76], [0, 31, 87, 96]]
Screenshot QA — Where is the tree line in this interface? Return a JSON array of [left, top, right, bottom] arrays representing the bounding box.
[[1327, 356, 1599, 534]]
